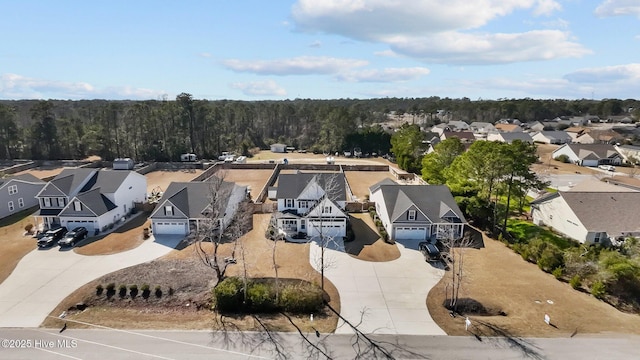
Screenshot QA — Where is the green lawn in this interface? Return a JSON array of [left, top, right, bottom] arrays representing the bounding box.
[[506, 219, 574, 249]]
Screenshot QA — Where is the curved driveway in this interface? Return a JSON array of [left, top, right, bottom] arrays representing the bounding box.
[[310, 240, 446, 335], [0, 235, 182, 328]]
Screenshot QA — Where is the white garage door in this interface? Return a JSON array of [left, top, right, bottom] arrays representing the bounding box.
[[64, 220, 96, 233], [307, 220, 346, 238], [153, 221, 188, 235], [395, 227, 427, 240]]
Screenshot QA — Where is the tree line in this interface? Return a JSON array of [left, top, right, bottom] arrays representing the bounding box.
[[0, 95, 638, 161]]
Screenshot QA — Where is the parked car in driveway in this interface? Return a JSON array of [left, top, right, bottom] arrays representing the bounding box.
[[598, 165, 615, 171], [37, 227, 68, 248], [58, 226, 88, 247], [418, 241, 440, 262]]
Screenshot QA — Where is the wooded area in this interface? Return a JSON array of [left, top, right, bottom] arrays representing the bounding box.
[[0, 95, 638, 161]]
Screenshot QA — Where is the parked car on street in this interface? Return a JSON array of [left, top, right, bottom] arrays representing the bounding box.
[[37, 227, 68, 248], [418, 241, 441, 262], [58, 226, 88, 247]]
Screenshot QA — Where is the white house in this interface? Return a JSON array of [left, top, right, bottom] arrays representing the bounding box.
[[272, 172, 349, 238], [486, 132, 533, 144], [532, 131, 572, 144], [531, 190, 640, 244], [614, 144, 640, 164], [552, 144, 622, 167], [35, 168, 146, 234], [369, 179, 466, 245], [0, 174, 46, 220], [149, 179, 247, 236]]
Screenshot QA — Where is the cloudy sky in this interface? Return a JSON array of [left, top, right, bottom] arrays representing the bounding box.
[[1, 0, 639, 100]]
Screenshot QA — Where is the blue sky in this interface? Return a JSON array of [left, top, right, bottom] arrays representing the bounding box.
[[1, 0, 639, 101]]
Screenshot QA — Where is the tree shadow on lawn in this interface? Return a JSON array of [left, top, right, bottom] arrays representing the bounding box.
[[344, 216, 381, 256], [471, 319, 545, 360], [74, 211, 150, 248], [463, 227, 485, 249]]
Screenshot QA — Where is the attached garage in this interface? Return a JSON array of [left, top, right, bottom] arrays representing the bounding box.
[[63, 220, 97, 233], [152, 221, 189, 236], [307, 219, 346, 238], [394, 226, 427, 241]]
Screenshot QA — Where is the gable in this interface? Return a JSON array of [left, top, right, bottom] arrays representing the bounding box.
[[306, 197, 347, 218], [150, 199, 189, 219], [298, 178, 326, 200]]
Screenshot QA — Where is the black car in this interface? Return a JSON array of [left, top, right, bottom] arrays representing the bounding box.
[[37, 227, 68, 248], [418, 241, 440, 262], [58, 226, 88, 247]]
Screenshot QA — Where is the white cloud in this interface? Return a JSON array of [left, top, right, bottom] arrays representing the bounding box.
[[336, 67, 430, 82], [222, 56, 368, 75], [374, 49, 399, 57], [199, 52, 213, 58], [291, 0, 583, 65], [595, 0, 640, 18], [564, 63, 640, 83], [230, 80, 287, 97], [309, 40, 322, 48], [389, 30, 590, 65], [0, 73, 163, 100]]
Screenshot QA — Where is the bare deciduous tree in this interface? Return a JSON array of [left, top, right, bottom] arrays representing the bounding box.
[[440, 229, 477, 313]]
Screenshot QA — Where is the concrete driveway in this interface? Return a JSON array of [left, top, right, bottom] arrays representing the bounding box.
[[0, 235, 182, 328], [310, 239, 446, 335]]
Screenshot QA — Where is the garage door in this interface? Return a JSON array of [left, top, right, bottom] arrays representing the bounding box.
[[307, 220, 346, 238], [63, 220, 96, 233], [153, 221, 188, 235], [394, 227, 427, 241]]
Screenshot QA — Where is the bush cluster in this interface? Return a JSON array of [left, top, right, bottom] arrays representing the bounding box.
[[213, 277, 323, 313]]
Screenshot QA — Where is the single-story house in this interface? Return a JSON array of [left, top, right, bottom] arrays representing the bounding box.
[[369, 179, 466, 245], [486, 132, 533, 144], [526, 121, 545, 132], [552, 144, 623, 167], [0, 173, 46, 220], [34, 168, 147, 233], [494, 123, 523, 133], [149, 179, 248, 236], [440, 131, 476, 143], [614, 144, 640, 164], [532, 131, 572, 144], [445, 121, 470, 131], [272, 172, 349, 238], [270, 143, 287, 153], [469, 122, 496, 134], [531, 191, 640, 244]]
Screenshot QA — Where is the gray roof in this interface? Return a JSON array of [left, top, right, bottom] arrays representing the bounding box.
[[566, 144, 621, 160], [500, 132, 533, 143], [39, 169, 137, 198], [59, 188, 117, 217], [276, 172, 346, 201], [368, 178, 398, 193], [374, 184, 466, 224], [0, 173, 44, 189], [536, 131, 572, 141], [51, 168, 98, 196], [80, 170, 133, 194], [558, 192, 640, 235], [151, 180, 244, 219]]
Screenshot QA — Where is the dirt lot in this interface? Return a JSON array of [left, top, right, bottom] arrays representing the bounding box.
[[0, 209, 38, 284], [345, 171, 395, 200], [249, 150, 392, 166], [15, 166, 65, 180], [73, 213, 151, 256], [145, 169, 204, 193], [44, 214, 340, 333], [218, 169, 275, 198], [427, 231, 640, 337]]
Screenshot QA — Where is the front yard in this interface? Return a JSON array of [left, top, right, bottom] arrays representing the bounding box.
[[0, 208, 38, 284]]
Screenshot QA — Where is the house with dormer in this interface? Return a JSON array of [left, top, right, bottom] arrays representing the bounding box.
[[34, 168, 146, 233], [271, 172, 349, 238], [369, 179, 466, 244], [149, 179, 247, 236]]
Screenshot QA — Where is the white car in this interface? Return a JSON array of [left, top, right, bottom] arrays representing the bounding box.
[[598, 165, 616, 171]]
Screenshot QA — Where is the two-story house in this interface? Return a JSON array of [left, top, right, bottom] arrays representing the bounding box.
[[369, 179, 466, 245], [0, 174, 46, 220], [272, 172, 349, 238], [34, 168, 146, 233]]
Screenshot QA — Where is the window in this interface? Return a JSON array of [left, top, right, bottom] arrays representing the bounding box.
[[57, 197, 65, 207], [8, 201, 14, 211], [299, 200, 308, 208], [408, 210, 416, 221], [165, 205, 173, 215], [18, 198, 24, 208], [300, 219, 306, 230], [73, 201, 82, 211], [285, 199, 294, 208], [44, 198, 51, 207], [8, 185, 17, 195], [594, 232, 606, 243], [322, 206, 331, 214]]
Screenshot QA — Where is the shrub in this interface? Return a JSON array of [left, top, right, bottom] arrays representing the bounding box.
[[155, 286, 162, 298], [24, 224, 34, 234], [554, 154, 570, 163], [537, 244, 564, 272], [143, 227, 150, 239], [168, 287, 175, 296], [591, 280, 607, 299], [96, 284, 104, 295], [141, 284, 151, 298], [247, 282, 275, 312], [129, 284, 138, 297], [118, 285, 127, 297], [214, 277, 244, 312], [570, 275, 582, 290], [278, 283, 323, 313], [106, 282, 116, 291], [552, 267, 563, 279]]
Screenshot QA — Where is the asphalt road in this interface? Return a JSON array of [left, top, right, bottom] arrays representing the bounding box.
[[1, 327, 639, 360]]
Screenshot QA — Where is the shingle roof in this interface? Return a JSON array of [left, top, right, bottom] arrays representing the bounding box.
[[59, 187, 118, 217], [151, 180, 244, 219], [567, 144, 621, 160], [0, 173, 44, 189], [537, 131, 572, 141], [368, 178, 398, 193], [500, 132, 533, 143], [80, 170, 132, 194], [559, 192, 640, 235], [276, 172, 346, 201], [52, 168, 97, 196], [374, 184, 466, 224]]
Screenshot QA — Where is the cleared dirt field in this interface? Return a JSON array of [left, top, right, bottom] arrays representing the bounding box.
[[427, 231, 640, 337], [0, 209, 38, 284], [145, 169, 204, 193], [15, 166, 65, 180], [345, 171, 395, 200], [249, 150, 392, 166], [218, 169, 275, 198]]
